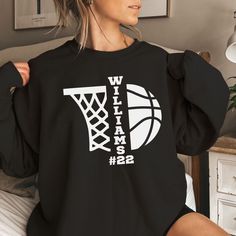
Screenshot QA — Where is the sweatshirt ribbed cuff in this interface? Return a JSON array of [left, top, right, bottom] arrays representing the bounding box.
[[0, 61, 24, 97]]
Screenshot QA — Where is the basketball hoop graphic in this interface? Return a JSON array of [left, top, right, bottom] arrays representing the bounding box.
[[63, 86, 111, 152]]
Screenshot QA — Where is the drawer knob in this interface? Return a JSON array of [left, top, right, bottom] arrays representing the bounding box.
[[234, 217, 236, 220], [233, 176, 236, 180]]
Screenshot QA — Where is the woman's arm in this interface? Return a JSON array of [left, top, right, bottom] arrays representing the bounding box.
[[167, 50, 230, 156], [0, 60, 40, 178]]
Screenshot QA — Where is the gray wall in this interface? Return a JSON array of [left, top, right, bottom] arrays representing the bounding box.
[[0, 0, 75, 50], [137, 0, 236, 81], [1, 0, 236, 135]]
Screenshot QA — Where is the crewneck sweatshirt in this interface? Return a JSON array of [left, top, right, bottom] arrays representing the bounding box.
[[0, 37, 230, 236]]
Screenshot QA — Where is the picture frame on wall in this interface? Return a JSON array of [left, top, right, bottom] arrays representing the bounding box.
[[14, 0, 58, 30], [138, 0, 170, 18]]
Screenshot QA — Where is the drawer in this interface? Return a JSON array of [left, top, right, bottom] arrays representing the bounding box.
[[217, 159, 236, 195], [218, 199, 236, 236]]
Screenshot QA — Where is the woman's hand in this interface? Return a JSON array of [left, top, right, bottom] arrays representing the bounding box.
[[13, 62, 30, 86]]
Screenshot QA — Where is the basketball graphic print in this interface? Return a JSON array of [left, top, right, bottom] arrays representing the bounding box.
[[63, 75, 163, 165], [126, 84, 162, 150]]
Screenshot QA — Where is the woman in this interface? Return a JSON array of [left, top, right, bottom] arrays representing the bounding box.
[[0, 0, 230, 235]]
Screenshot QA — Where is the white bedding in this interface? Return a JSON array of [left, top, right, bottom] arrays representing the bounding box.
[[185, 173, 196, 211], [0, 173, 196, 236], [0, 190, 39, 236]]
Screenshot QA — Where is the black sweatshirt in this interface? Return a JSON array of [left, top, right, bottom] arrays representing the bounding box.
[[0, 38, 230, 236]]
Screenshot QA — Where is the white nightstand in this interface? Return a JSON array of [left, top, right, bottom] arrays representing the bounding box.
[[208, 136, 236, 236]]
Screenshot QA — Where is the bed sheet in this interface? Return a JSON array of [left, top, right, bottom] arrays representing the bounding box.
[[0, 189, 39, 236]]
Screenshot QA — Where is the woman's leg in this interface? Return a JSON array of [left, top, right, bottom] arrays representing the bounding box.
[[166, 212, 231, 236]]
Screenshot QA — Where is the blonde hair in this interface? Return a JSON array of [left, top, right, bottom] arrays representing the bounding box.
[[52, 0, 142, 53]]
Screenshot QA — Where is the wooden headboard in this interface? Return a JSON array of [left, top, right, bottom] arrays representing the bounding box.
[[192, 50, 211, 212], [199, 51, 211, 63]]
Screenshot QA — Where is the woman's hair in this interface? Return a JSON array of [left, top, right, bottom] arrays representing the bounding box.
[[52, 0, 142, 53]]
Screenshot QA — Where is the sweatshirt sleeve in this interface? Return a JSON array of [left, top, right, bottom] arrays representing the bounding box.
[[0, 59, 40, 178], [166, 49, 230, 156]]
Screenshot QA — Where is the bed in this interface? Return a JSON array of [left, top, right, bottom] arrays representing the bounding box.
[[0, 189, 39, 236]]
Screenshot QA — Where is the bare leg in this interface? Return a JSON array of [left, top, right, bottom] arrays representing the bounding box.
[[166, 212, 230, 236]]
